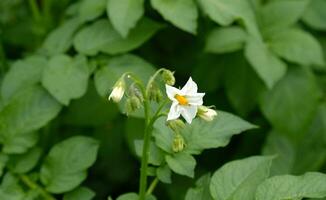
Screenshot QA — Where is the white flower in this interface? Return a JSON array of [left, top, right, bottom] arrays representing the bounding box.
[[108, 80, 125, 103], [166, 77, 205, 124], [197, 106, 217, 121]]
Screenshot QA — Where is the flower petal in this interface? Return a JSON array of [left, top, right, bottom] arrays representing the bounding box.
[[181, 105, 198, 124], [166, 84, 181, 102], [181, 77, 198, 95], [186, 93, 205, 106], [167, 102, 181, 121]]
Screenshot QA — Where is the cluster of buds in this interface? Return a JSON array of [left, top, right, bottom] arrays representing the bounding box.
[[172, 134, 185, 153]]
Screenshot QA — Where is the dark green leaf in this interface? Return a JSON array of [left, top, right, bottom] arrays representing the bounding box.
[[63, 187, 96, 200], [79, 0, 107, 22], [185, 174, 213, 200], [302, 0, 326, 31]]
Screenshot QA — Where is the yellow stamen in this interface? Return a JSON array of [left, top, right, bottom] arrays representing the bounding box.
[[175, 94, 188, 106]]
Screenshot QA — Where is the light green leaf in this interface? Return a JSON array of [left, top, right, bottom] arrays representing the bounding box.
[[183, 111, 256, 155], [259, 0, 309, 33], [79, 0, 107, 22], [8, 147, 41, 174], [116, 193, 156, 200], [157, 165, 172, 184], [210, 156, 273, 200], [256, 172, 326, 200], [94, 54, 155, 97], [40, 136, 99, 194], [73, 18, 162, 56], [150, 0, 197, 34], [165, 152, 196, 178], [260, 67, 320, 137], [205, 26, 247, 54], [1, 56, 46, 102], [267, 28, 325, 68], [134, 140, 164, 166], [42, 17, 82, 56], [0, 85, 61, 154], [107, 0, 144, 37], [198, 0, 261, 38], [185, 174, 213, 200], [63, 187, 95, 200], [42, 54, 89, 105], [0, 173, 25, 200], [262, 131, 295, 176], [244, 37, 287, 88], [302, 0, 326, 31]]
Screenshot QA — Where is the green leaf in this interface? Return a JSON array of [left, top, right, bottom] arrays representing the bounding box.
[[262, 131, 295, 176], [0, 173, 25, 200], [259, 0, 309, 33], [73, 18, 162, 56], [63, 187, 95, 200], [205, 26, 247, 54], [94, 54, 155, 97], [1, 56, 46, 102], [79, 0, 107, 22], [185, 174, 213, 200], [183, 111, 256, 155], [0, 85, 61, 154], [42, 54, 89, 105], [107, 0, 144, 37], [260, 67, 320, 137], [150, 0, 197, 34], [302, 0, 326, 31], [198, 0, 261, 38], [0, 153, 8, 177], [8, 147, 41, 174], [293, 104, 326, 173], [267, 28, 325, 68], [42, 17, 82, 56], [157, 164, 172, 184], [40, 136, 99, 194], [244, 37, 287, 88], [165, 152, 196, 178], [256, 172, 326, 200], [225, 54, 265, 116], [210, 156, 273, 200], [134, 140, 164, 166], [116, 193, 156, 200]]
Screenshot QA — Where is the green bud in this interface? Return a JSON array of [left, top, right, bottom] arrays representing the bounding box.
[[148, 83, 163, 103], [166, 119, 186, 133], [162, 69, 175, 86], [125, 96, 142, 115], [172, 134, 185, 153]]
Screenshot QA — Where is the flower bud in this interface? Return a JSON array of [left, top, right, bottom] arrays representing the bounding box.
[[126, 96, 142, 115], [166, 119, 186, 133], [172, 134, 185, 153], [197, 106, 217, 122], [162, 69, 175, 86], [148, 84, 163, 103], [108, 80, 126, 103]]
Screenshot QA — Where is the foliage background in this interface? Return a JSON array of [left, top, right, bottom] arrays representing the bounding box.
[[0, 0, 326, 199]]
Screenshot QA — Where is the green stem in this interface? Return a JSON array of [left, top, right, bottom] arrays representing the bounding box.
[[20, 175, 55, 200], [28, 0, 41, 22], [146, 178, 159, 195], [138, 96, 152, 200]]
